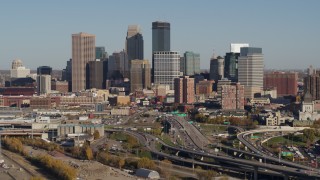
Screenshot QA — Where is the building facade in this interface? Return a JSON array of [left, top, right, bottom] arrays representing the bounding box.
[[224, 52, 240, 82], [86, 59, 104, 89], [221, 83, 245, 110], [183, 51, 200, 76], [130, 60, 151, 92], [126, 25, 143, 62], [10, 59, 30, 78], [152, 21, 170, 52], [238, 47, 264, 99], [210, 56, 224, 82], [72, 32, 96, 92], [153, 51, 180, 90], [174, 76, 195, 104], [304, 70, 320, 100], [95, 47, 108, 60], [196, 79, 214, 96], [264, 71, 298, 97], [37, 75, 51, 95]]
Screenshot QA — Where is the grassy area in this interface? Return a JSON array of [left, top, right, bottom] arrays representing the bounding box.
[[110, 132, 127, 141], [199, 124, 227, 135], [160, 134, 176, 147], [265, 134, 306, 148]]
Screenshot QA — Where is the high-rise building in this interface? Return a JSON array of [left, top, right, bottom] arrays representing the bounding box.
[[221, 82, 245, 110], [86, 59, 104, 89], [62, 59, 72, 92], [210, 55, 224, 86], [238, 47, 264, 99], [72, 32, 96, 92], [304, 70, 320, 100], [36, 66, 52, 95], [108, 50, 129, 79], [126, 25, 143, 62], [174, 76, 195, 104], [153, 51, 181, 90], [37, 75, 51, 95], [224, 52, 240, 82], [130, 60, 151, 93], [264, 72, 298, 97], [230, 43, 249, 53], [152, 21, 170, 52], [182, 51, 200, 76], [95, 47, 108, 60], [10, 59, 30, 78], [37, 66, 52, 76]]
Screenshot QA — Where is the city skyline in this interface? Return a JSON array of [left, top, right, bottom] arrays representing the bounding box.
[[0, 1, 319, 70]]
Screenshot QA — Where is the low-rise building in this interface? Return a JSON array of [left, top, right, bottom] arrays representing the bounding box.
[[111, 108, 131, 116]]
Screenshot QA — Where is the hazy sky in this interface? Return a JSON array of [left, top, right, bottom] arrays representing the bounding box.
[[0, 0, 319, 70]]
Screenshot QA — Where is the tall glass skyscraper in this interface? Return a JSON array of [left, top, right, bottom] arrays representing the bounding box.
[[152, 21, 170, 52], [126, 25, 143, 62], [183, 51, 200, 76], [224, 52, 239, 82]]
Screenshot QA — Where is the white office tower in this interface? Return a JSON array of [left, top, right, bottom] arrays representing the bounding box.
[[230, 43, 249, 53], [153, 51, 181, 90], [238, 47, 264, 99], [10, 59, 30, 78], [37, 75, 51, 95]]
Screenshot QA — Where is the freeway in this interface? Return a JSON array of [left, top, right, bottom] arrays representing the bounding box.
[[108, 129, 320, 179], [237, 128, 318, 172]]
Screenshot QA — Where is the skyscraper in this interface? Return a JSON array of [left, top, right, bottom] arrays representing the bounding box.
[[153, 51, 180, 90], [126, 25, 143, 62], [37, 66, 52, 95], [230, 43, 249, 53], [221, 83, 245, 110], [108, 50, 129, 79], [95, 47, 108, 60], [210, 55, 224, 82], [238, 47, 264, 99], [224, 52, 239, 82], [86, 60, 104, 89], [62, 59, 72, 92], [304, 70, 320, 100], [72, 32, 96, 92], [183, 51, 200, 76], [152, 21, 170, 52], [130, 60, 151, 92]]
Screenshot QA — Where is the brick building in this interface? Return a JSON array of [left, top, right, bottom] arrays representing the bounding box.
[[221, 83, 244, 110], [264, 72, 298, 97]]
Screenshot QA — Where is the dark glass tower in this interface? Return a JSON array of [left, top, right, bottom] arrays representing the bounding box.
[[37, 66, 52, 75], [126, 25, 143, 61], [152, 21, 170, 52], [224, 52, 240, 82]]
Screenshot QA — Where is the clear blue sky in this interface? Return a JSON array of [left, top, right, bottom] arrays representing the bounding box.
[[0, 0, 319, 70]]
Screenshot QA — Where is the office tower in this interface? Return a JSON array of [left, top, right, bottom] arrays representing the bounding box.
[[264, 72, 298, 97], [36, 66, 52, 95], [10, 59, 30, 78], [152, 21, 170, 52], [230, 43, 249, 53], [108, 50, 129, 79], [224, 52, 239, 82], [210, 55, 224, 82], [174, 76, 195, 104], [238, 47, 264, 99], [95, 47, 108, 60], [62, 59, 72, 92], [86, 60, 104, 89], [221, 82, 245, 110], [130, 60, 151, 92], [304, 70, 320, 100], [37, 75, 51, 95], [126, 25, 143, 62], [72, 32, 96, 92], [180, 57, 185, 75], [182, 51, 200, 76], [37, 66, 52, 75], [153, 51, 180, 90], [51, 80, 68, 93]]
